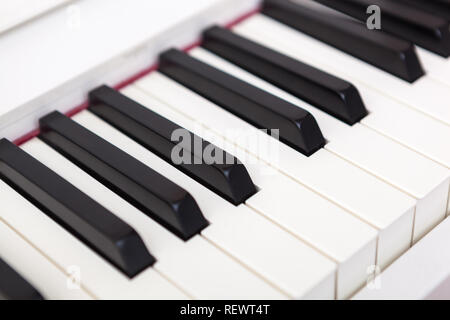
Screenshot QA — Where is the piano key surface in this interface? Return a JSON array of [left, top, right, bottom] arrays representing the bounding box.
[[0, 256, 44, 300], [189, 47, 450, 242], [201, 25, 368, 125], [262, 0, 425, 82], [158, 49, 326, 156], [232, 14, 450, 169], [312, 0, 450, 57], [136, 72, 417, 271], [23, 134, 289, 299], [354, 217, 450, 300], [0, 219, 92, 300], [121, 85, 378, 299], [0, 139, 156, 278], [235, 14, 450, 126], [88, 85, 257, 205], [2, 0, 450, 300], [39, 112, 209, 241], [72, 110, 339, 299]]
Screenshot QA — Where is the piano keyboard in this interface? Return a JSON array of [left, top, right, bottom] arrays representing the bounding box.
[[1, 0, 450, 300]]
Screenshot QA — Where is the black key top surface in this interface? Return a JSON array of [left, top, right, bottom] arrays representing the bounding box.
[[89, 85, 257, 205], [262, 0, 425, 82], [0, 258, 44, 300], [159, 49, 326, 156], [398, 0, 450, 21], [202, 26, 368, 125], [0, 139, 155, 278], [313, 0, 450, 57], [39, 112, 208, 241]]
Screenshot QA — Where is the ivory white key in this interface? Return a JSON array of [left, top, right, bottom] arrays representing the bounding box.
[[0, 174, 188, 300], [230, 16, 450, 170], [24, 135, 286, 300], [233, 14, 450, 126], [189, 48, 450, 241], [361, 89, 450, 170], [121, 85, 378, 299], [69, 109, 337, 299], [0, 219, 91, 300], [417, 48, 450, 88], [354, 217, 450, 300], [135, 72, 416, 270]]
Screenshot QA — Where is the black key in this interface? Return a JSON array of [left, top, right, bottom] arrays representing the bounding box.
[[262, 0, 425, 82], [39, 112, 208, 241], [159, 49, 325, 156], [202, 26, 368, 125], [0, 258, 43, 300], [88, 85, 257, 205], [397, 0, 450, 21], [0, 139, 155, 278], [313, 0, 450, 57]]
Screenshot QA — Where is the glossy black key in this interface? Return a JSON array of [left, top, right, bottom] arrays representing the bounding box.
[[159, 49, 325, 156], [0, 258, 43, 300], [313, 0, 450, 57], [0, 139, 155, 278], [202, 26, 368, 125], [398, 0, 450, 21], [262, 0, 425, 82], [88, 85, 257, 205], [39, 112, 208, 240]]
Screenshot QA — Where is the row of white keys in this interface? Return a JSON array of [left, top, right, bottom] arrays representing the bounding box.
[[0, 218, 91, 300], [232, 15, 450, 218], [121, 85, 378, 299], [0, 173, 188, 300], [233, 14, 450, 127], [70, 109, 337, 299], [354, 217, 450, 300], [135, 71, 416, 272], [189, 47, 450, 241], [231, 17, 450, 171], [21, 137, 284, 300]]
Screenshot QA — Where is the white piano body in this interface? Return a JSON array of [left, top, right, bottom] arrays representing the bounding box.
[[0, 0, 260, 141]]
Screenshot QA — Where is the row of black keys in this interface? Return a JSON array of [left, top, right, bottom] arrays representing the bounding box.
[[264, 0, 450, 81], [0, 22, 367, 299], [3, 0, 450, 298]]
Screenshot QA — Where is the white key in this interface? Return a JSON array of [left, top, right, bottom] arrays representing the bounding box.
[[361, 89, 450, 169], [70, 110, 335, 299], [233, 14, 450, 126], [135, 72, 416, 270], [0, 165, 188, 300], [231, 15, 450, 169], [246, 177, 377, 299], [25, 127, 286, 300], [353, 217, 450, 300], [326, 126, 449, 240], [121, 85, 379, 299], [417, 48, 450, 88], [0, 219, 91, 300], [189, 48, 450, 241]]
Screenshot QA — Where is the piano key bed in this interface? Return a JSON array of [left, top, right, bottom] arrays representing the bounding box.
[[1, 0, 450, 300]]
